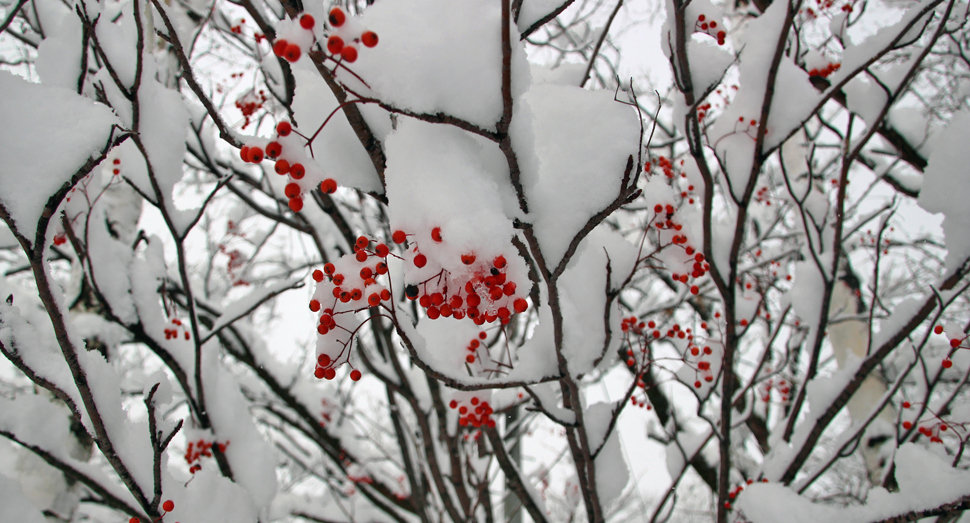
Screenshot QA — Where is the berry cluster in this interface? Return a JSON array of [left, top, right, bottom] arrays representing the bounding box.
[[758, 376, 791, 403], [900, 401, 965, 444], [448, 394, 496, 428], [694, 14, 726, 45], [234, 89, 267, 129], [314, 353, 363, 381], [309, 235, 396, 376], [163, 318, 190, 341], [325, 7, 379, 64], [272, 8, 379, 65], [128, 500, 175, 523], [184, 438, 229, 473], [218, 243, 249, 287], [394, 229, 530, 326], [239, 120, 339, 212], [933, 323, 968, 369], [808, 62, 841, 78]]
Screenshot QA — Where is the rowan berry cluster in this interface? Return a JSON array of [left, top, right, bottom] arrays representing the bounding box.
[[324, 7, 379, 64], [449, 395, 496, 428], [808, 62, 841, 78], [694, 14, 726, 45], [309, 235, 395, 377], [127, 500, 175, 523], [234, 90, 267, 129], [163, 318, 190, 341], [394, 228, 530, 326], [758, 377, 791, 403], [900, 401, 965, 444], [272, 8, 379, 65], [933, 323, 968, 369], [239, 120, 339, 213], [184, 439, 229, 473]]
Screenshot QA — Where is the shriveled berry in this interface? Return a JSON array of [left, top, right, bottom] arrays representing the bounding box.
[[361, 31, 378, 47]]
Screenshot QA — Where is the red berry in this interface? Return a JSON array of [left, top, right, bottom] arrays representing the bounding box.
[[902, 401, 911, 408], [327, 35, 344, 54], [414, 254, 427, 268], [240, 146, 251, 162], [513, 298, 528, 313], [285, 182, 301, 199], [355, 250, 368, 262], [284, 44, 301, 62], [375, 244, 389, 257], [392, 230, 407, 244], [318, 354, 331, 367], [324, 263, 335, 274], [273, 39, 289, 57], [288, 197, 304, 212], [162, 500, 175, 512], [329, 7, 346, 27], [265, 141, 282, 158], [309, 299, 321, 311], [461, 253, 476, 265], [951, 338, 961, 348], [935, 325, 944, 334], [431, 227, 443, 242], [493, 255, 507, 269], [130, 518, 140, 523], [368, 293, 380, 306], [300, 13, 315, 29], [314, 367, 326, 378], [324, 367, 336, 380], [276, 121, 292, 136], [361, 31, 378, 47], [290, 163, 305, 179], [942, 359, 953, 368], [249, 147, 264, 163], [275, 160, 290, 175], [903, 420, 913, 429], [350, 369, 362, 381], [321, 178, 338, 194], [341, 45, 358, 62]]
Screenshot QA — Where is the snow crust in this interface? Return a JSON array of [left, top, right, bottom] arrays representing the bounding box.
[[918, 111, 970, 272], [0, 72, 118, 242], [741, 444, 970, 523], [510, 83, 639, 267], [344, 0, 531, 129]]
